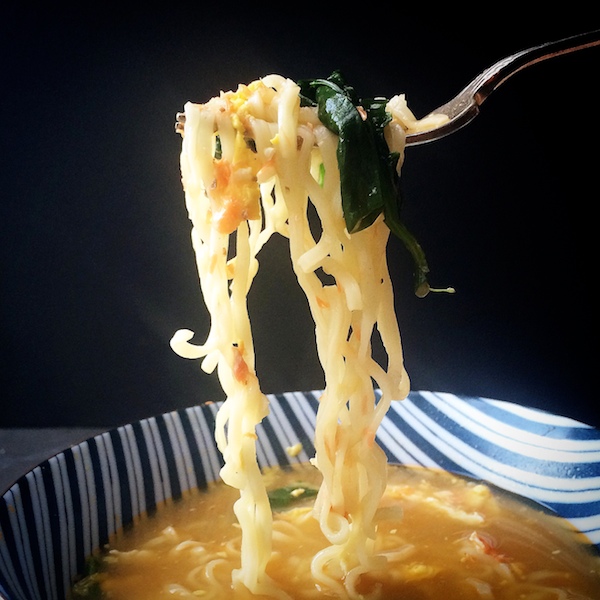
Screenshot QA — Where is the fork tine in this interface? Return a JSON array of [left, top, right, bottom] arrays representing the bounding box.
[[175, 112, 186, 136]]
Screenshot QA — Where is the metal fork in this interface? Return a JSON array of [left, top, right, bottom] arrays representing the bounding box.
[[406, 29, 600, 146], [175, 30, 600, 143]]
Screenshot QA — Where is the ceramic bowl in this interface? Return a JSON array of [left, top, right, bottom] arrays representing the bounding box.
[[1, 390, 599, 599]]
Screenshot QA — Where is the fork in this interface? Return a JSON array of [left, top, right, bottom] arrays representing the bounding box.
[[406, 29, 600, 146], [175, 30, 600, 143]]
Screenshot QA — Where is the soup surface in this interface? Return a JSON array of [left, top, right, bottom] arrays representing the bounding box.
[[72, 464, 600, 599]]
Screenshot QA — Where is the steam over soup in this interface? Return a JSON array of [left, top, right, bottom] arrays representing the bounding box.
[[72, 464, 600, 599]]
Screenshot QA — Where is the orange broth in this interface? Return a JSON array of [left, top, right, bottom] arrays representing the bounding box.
[[72, 464, 600, 599]]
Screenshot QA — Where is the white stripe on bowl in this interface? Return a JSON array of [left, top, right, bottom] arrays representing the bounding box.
[[56, 453, 75, 590], [4, 487, 38, 599], [78, 441, 100, 553], [168, 412, 197, 492], [28, 468, 54, 599], [424, 391, 600, 456], [483, 397, 595, 428], [183, 407, 221, 484], [392, 399, 600, 502], [117, 425, 144, 520], [377, 417, 443, 468], [162, 413, 192, 493], [142, 418, 171, 505]]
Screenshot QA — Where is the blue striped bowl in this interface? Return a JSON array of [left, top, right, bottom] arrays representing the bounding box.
[[1, 390, 599, 600]]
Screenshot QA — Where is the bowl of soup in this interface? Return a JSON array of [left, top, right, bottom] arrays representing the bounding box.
[[1, 389, 599, 599]]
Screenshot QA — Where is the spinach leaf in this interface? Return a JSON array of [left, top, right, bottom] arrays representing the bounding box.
[[299, 71, 438, 297], [301, 72, 389, 234], [268, 484, 318, 509], [71, 554, 105, 599]]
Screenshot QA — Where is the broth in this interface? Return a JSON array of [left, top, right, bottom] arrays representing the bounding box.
[[72, 464, 600, 599]]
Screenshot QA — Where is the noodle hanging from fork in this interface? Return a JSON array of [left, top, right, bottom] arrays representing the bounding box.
[[171, 74, 415, 598]]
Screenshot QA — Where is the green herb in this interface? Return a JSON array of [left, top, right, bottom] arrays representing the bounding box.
[[299, 71, 446, 297], [71, 554, 105, 599], [268, 484, 318, 509], [318, 162, 326, 187]]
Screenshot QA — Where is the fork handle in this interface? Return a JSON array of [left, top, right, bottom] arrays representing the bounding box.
[[407, 30, 600, 145], [471, 29, 600, 105]]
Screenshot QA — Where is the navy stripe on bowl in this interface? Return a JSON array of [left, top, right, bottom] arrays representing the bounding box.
[[1, 391, 599, 600]]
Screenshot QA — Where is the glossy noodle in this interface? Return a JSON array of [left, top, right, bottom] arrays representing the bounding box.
[[169, 75, 420, 597]]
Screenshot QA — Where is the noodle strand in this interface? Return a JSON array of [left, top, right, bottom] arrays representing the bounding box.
[[173, 74, 412, 598]]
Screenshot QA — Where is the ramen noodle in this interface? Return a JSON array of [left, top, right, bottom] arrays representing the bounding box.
[[73, 465, 600, 599], [168, 74, 427, 597]]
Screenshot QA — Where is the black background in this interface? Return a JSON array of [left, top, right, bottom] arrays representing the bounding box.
[[2, 7, 598, 428]]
